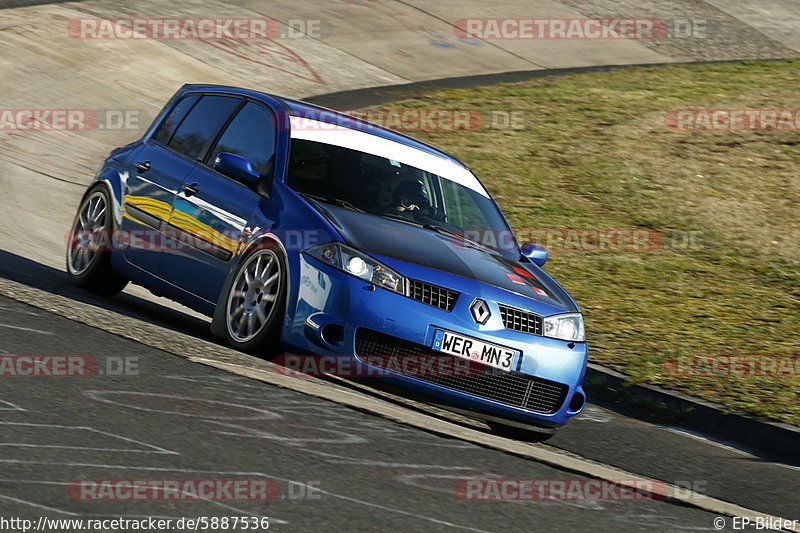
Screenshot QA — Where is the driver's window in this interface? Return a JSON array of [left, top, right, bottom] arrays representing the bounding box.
[[208, 102, 277, 177]]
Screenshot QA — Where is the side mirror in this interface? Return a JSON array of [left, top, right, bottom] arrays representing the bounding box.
[[520, 243, 548, 266], [214, 152, 261, 185]]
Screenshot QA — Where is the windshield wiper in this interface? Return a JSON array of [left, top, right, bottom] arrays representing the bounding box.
[[303, 194, 365, 213], [374, 214, 500, 253]]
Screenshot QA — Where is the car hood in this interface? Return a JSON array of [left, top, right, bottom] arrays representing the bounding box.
[[313, 203, 578, 313]]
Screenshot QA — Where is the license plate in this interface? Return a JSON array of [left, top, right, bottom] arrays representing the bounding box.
[[432, 329, 518, 372]]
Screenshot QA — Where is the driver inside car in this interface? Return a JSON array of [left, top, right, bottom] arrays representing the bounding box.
[[390, 179, 431, 219]]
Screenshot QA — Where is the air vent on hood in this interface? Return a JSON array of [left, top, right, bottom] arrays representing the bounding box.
[[405, 279, 459, 311], [499, 304, 543, 335]]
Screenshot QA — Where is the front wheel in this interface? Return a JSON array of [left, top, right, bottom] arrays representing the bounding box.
[[212, 247, 286, 356], [66, 185, 127, 296]]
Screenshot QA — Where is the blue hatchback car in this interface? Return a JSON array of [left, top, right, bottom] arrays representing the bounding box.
[[67, 84, 588, 439]]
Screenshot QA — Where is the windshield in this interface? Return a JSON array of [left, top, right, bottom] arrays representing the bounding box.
[[286, 136, 515, 253]]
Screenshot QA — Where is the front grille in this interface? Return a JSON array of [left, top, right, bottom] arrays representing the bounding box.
[[405, 278, 459, 311], [354, 329, 567, 414], [499, 304, 543, 335]]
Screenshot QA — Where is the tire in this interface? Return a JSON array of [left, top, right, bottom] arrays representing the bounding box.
[[66, 185, 128, 296], [211, 245, 287, 357], [486, 421, 557, 443]]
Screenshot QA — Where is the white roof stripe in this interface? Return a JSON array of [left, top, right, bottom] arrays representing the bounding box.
[[289, 116, 489, 197]]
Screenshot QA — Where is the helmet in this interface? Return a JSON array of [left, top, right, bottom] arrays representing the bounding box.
[[392, 180, 431, 210]]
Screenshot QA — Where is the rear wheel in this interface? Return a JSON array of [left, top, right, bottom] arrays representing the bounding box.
[[66, 185, 127, 296], [212, 247, 286, 356], [486, 421, 557, 442]]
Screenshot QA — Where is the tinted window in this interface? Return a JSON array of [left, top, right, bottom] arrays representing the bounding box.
[[208, 102, 277, 176], [152, 94, 199, 145], [287, 139, 509, 244], [168, 95, 240, 160]]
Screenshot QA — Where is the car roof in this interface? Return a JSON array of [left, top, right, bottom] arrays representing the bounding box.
[[180, 84, 469, 168]]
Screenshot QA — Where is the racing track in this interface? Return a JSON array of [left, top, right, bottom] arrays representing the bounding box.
[[0, 0, 799, 531]]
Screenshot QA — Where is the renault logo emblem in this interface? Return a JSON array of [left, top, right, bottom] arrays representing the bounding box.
[[470, 299, 491, 324]]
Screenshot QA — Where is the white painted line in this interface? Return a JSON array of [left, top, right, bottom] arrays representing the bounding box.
[[0, 422, 177, 455], [0, 399, 24, 411], [0, 304, 40, 316], [83, 390, 282, 421], [0, 492, 79, 515], [0, 323, 53, 335]]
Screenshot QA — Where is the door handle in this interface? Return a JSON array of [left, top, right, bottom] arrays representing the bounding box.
[[134, 160, 151, 172], [181, 183, 199, 197]]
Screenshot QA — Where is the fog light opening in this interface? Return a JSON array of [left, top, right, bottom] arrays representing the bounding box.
[[320, 323, 345, 347], [569, 391, 586, 413]]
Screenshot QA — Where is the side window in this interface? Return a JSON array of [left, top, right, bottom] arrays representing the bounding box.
[[208, 102, 277, 176], [168, 95, 241, 160], [152, 94, 199, 145]]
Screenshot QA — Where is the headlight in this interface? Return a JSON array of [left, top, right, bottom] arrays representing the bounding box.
[[305, 242, 405, 294], [543, 313, 585, 342]]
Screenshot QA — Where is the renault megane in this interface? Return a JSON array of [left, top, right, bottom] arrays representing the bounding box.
[[67, 84, 588, 440]]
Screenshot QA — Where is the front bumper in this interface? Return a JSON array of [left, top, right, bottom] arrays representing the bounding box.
[[282, 253, 588, 429]]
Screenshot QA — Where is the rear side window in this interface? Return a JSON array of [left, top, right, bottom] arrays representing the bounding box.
[[167, 95, 241, 160], [152, 94, 199, 145], [208, 102, 277, 176]]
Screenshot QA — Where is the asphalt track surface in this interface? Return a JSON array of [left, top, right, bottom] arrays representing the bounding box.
[[0, 291, 796, 533], [1, 257, 798, 530], [0, 0, 799, 531]]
